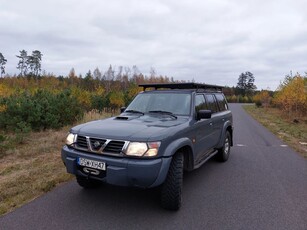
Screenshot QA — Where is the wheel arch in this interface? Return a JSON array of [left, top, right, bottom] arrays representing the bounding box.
[[176, 145, 194, 171], [163, 138, 195, 171], [217, 121, 233, 148]]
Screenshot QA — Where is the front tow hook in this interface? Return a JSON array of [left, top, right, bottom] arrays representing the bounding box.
[[83, 167, 100, 175]]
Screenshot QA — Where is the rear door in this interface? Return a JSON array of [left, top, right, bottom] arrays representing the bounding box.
[[214, 93, 232, 139], [204, 94, 221, 146]]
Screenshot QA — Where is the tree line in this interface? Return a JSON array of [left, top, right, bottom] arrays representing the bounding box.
[[0, 66, 177, 133], [221, 71, 257, 103], [255, 73, 307, 119], [0, 50, 43, 78], [0, 66, 260, 133], [0, 49, 306, 130]]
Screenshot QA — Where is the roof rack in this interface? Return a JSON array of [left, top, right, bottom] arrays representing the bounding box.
[[139, 83, 223, 91]]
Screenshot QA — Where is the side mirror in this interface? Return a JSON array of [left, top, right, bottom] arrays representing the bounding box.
[[197, 110, 212, 120], [120, 107, 126, 113]]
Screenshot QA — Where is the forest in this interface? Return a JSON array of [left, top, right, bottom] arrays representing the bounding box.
[[0, 51, 306, 135], [0, 67, 175, 132]]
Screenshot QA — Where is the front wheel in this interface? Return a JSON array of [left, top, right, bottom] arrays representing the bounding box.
[[160, 152, 184, 211], [216, 131, 231, 162]]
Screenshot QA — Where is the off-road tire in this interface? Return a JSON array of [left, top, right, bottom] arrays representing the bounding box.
[[160, 152, 184, 211], [216, 131, 231, 162], [76, 175, 101, 189]]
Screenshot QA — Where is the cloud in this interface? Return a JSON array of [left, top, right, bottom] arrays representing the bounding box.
[[0, 0, 306, 90]]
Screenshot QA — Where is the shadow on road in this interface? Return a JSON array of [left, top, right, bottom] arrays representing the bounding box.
[[68, 157, 219, 212]]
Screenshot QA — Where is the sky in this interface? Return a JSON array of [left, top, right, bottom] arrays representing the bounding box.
[[1, 0, 307, 90]]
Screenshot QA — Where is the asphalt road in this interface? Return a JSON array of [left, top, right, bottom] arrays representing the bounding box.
[[1, 104, 307, 230]]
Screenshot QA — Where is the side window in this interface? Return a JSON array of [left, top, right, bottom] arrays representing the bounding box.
[[215, 94, 228, 111], [204, 94, 218, 113], [195, 94, 207, 112]]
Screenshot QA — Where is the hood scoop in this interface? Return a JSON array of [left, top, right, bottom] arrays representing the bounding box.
[[114, 116, 129, 120]]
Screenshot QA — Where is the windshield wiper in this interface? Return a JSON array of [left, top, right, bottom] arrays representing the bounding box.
[[125, 110, 145, 115], [148, 110, 177, 119]]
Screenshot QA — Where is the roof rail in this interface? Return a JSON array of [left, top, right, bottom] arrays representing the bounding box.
[[139, 83, 224, 91]]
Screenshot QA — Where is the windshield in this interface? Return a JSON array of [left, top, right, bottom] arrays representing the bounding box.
[[126, 92, 191, 116]]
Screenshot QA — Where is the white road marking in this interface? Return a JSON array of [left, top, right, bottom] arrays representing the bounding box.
[[236, 144, 290, 148]]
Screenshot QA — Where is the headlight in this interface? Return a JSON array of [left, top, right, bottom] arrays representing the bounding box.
[[66, 133, 76, 146], [126, 141, 161, 157]]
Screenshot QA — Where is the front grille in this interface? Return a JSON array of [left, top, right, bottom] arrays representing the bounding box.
[[104, 141, 125, 153], [89, 138, 106, 151], [76, 135, 88, 149], [74, 135, 126, 156]]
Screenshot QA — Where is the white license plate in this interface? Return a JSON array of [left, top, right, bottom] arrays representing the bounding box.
[[77, 158, 106, 171]]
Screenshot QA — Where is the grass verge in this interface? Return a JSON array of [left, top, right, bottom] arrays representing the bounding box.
[[0, 111, 114, 216], [243, 105, 307, 158]]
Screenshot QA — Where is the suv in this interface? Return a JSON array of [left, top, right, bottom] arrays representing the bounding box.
[[61, 83, 233, 210]]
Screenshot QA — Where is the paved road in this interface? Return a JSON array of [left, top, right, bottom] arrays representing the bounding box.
[[1, 104, 307, 230]]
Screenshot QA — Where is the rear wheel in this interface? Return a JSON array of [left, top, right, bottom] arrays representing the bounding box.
[[216, 131, 231, 162], [76, 175, 101, 189], [160, 152, 184, 211]]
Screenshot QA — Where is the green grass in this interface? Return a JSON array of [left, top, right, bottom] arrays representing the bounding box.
[[0, 111, 114, 216], [243, 105, 307, 158]]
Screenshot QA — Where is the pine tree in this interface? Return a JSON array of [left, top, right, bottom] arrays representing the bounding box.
[[0, 52, 7, 77], [16, 50, 28, 76], [28, 50, 43, 77], [236, 71, 257, 95]]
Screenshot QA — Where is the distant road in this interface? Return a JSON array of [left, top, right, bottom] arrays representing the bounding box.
[[1, 104, 307, 230]]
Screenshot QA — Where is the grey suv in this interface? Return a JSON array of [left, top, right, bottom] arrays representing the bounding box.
[[61, 83, 233, 210]]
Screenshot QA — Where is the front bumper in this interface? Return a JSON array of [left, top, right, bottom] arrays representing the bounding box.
[[61, 146, 172, 188]]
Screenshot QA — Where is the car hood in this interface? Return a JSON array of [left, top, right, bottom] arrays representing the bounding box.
[[71, 114, 189, 141]]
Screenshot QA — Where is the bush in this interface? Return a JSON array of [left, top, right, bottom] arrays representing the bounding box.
[[0, 89, 84, 132], [273, 75, 306, 118], [255, 100, 262, 107], [253, 90, 271, 107], [91, 95, 109, 112]]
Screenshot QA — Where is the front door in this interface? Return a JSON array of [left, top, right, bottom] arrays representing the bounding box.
[[193, 94, 215, 163]]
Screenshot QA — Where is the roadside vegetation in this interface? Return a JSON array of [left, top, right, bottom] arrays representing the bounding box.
[[244, 74, 307, 158], [244, 105, 307, 158], [0, 111, 114, 216]]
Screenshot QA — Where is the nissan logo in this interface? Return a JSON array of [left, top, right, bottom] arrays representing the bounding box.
[[93, 141, 101, 148]]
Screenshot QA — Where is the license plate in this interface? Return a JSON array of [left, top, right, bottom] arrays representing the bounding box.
[[77, 158, 106, 171]]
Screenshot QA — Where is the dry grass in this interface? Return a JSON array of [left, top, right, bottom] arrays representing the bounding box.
[[243, 105, 307, 158], [0, 111, 114, 216]]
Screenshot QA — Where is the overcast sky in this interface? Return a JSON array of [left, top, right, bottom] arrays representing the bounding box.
[[1, 0, 307, 90]]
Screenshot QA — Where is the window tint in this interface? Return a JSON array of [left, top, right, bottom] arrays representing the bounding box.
[[204, 94, 218, 113], [195, 94, 207, 112], [215, 94, 228, 111]]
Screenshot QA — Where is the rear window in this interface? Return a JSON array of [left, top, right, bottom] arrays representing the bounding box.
[[204, 94, 218, 113]]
